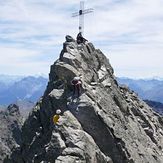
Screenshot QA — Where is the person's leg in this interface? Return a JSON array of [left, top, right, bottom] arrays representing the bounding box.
[[77, 84, 80, 97], [53, 124, 59, 131], [73, 85, 75, 96]]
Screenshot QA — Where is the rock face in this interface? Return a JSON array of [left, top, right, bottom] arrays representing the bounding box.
[[0, 104, 23, 162], [5, 36, 163, 163]]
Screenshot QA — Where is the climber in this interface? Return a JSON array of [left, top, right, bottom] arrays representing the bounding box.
[[71, 76, 82, 97], [76, 32, 88, 44], [53, 109, 61, 125]]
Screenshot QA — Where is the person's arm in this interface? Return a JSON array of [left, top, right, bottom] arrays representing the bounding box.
[[83, 37, 88, 43]]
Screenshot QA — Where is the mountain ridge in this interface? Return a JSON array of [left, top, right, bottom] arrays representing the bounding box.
[[144, 100, 163, 115], [117, 77, 163, 103], [0, 76, 48, 105], [4, 35, 163, 163], [0, 75, 163, 105]]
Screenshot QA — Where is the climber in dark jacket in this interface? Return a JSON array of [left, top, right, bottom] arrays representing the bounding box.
[[71, 76, 82, 97], [76, 32, 88, 44]]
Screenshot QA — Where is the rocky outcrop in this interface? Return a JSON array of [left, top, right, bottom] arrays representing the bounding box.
[[0, 104, 23, 162], [5, 35, 163, 163]]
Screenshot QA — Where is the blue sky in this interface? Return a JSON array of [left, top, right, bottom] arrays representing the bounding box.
[[0, 0, 163, 78]]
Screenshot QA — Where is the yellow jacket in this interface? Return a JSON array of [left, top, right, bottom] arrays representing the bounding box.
[[53, 114, 60, 124]]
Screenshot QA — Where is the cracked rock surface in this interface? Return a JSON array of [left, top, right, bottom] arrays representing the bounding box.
[[4, 36, 163, 163]]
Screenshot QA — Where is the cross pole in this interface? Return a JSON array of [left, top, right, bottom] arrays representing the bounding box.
[[72, 1, 93, 35]]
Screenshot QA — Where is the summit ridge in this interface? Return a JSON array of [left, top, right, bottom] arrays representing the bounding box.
[[4, 35, 163, 163]]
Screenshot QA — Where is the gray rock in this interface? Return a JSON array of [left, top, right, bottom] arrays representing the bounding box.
[[65, 35, 75, 42], [0, 104, 23, 162], [5, 35, 163, 163]]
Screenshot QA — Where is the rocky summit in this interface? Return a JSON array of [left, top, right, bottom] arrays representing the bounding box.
[[5, 36, 163, 163]]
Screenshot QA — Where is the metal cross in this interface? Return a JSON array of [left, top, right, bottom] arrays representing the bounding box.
[[72, 1, 93, 35]]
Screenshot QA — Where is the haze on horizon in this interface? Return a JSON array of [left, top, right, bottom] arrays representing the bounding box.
[[0, 0, 163, 79]]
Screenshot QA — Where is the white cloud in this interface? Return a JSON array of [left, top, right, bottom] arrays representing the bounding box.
[[0, 46, 39, 61], [0, 0, 163, 78]]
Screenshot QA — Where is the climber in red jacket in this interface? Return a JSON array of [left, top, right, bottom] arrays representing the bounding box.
[[71, 76, 82, 97]]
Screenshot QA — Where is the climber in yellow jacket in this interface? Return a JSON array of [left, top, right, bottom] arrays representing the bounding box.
[[53, 109, 61, 125]]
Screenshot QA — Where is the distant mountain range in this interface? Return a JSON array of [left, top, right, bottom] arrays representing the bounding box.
[[0, 75, 48, 105], [117, 77, 163, 103], [0, 74, 24, 87], [0, 75, 162, 115], [144, 100, 163, 115]]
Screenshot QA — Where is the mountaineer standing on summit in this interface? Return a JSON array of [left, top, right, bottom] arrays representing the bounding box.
[[76, 32, 88, 44]]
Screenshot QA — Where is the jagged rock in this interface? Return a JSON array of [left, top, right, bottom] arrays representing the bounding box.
[[65, 35, 75, 42], [0, 104, 23, 162], [5, 36, 163, 163]]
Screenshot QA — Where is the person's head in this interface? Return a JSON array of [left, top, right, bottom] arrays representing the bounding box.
[[56, 109, 61, 115]]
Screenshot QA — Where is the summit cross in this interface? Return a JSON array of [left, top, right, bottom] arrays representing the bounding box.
[[72, 1, 93, 35]]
